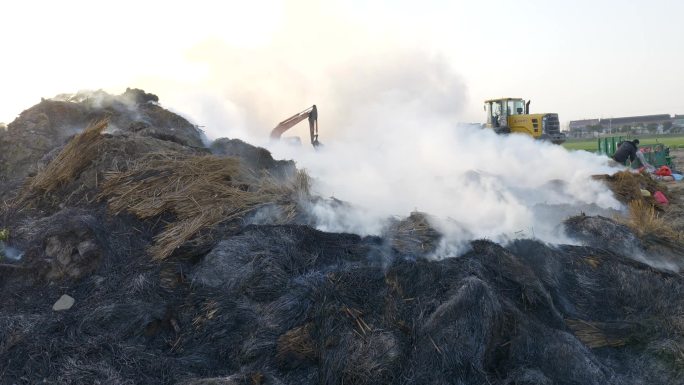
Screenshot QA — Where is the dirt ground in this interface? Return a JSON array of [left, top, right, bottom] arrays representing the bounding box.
[[669, 148, 684, 172], [666, 148, 684, 197]]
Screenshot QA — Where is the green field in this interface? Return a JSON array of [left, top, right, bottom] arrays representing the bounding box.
[[562, 134, 684, 152]]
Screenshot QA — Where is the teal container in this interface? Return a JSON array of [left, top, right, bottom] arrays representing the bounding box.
[[632, 143, 671, 169], [597, 136, 623, 156], [598, 136, 672, 168]]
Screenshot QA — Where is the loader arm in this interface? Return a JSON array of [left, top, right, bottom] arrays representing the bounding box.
[[270, 105, 319, 147]]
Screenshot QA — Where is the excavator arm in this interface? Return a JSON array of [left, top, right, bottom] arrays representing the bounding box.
[[270, 105, 320, 147]]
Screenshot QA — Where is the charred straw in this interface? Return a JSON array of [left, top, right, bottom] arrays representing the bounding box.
[[99, 154, 310, 260]]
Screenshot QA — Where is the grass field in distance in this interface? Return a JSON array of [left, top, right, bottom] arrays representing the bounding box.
[[562, 134, 684, 152]]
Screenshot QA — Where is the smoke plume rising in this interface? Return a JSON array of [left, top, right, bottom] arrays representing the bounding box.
[[145, 41, 624, 253], [4, 0, 625, 252], [268, 105, 622, 253], [239, 51, 621, 253]]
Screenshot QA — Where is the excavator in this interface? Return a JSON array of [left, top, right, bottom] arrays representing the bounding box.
[[270, 105, 320, 148], [483, 98, 566, 144]]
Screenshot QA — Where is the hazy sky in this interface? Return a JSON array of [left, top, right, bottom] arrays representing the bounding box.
[[1, 0, 682, 133]]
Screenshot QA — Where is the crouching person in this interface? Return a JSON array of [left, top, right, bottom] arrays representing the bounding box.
[[612, 139, 655, 171]]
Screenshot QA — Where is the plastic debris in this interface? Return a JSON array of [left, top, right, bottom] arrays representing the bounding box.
[[655, 166, 672, 177], [653, 191, 669, 205]]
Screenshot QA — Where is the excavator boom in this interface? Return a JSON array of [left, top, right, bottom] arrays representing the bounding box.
[[270, 105, 319, 147]]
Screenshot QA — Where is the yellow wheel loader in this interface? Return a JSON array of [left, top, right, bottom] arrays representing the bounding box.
[[483, 98, 566, 144]]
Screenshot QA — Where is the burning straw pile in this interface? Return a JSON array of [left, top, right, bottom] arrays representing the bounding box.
[[599, 171, 684, 245], [589, 170, 684, 267], [625, 199, 681, 240], [595, 170, 665, 204], [23, 119, 108, 196], [385, 211, 441, 257], [100, 154, 310, 260]]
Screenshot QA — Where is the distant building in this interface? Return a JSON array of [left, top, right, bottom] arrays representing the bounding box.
[[673, 115, 684, 128], [569, 119, 600, 130], [568, 119, 599, 138], [568, 114, 681, 138], [600, 114, 671, 128]]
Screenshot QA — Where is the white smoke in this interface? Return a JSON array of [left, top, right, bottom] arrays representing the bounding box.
[[144, 41, 623, 253], [270, 123, 622, 253], [0, 0, 626, 253], [250, 53, 625, 253]]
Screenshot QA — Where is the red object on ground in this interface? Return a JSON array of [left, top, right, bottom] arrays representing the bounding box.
[[655, 166, 672, 176], [654, 191, 669, 205]]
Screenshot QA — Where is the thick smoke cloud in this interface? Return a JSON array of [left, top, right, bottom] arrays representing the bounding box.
[[242, 51, 620, 253], [25, 0, 625, 252], [266, 65, 622, 252], [144, 36, 624, 253], [280, 127, 621, 252]]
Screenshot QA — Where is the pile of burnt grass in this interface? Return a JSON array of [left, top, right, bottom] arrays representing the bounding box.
[[4, 223, 684, 384], [100, 154, 310, 260]]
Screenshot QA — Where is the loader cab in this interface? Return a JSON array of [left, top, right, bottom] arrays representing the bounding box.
[[485, 98, 527, 132], [484, 100, 502, 128]]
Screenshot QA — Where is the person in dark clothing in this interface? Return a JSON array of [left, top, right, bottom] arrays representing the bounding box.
[[613, 139, 640, 164]]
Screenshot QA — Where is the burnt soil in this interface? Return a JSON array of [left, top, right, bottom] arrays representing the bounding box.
[[1, 90, 684, 385]]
